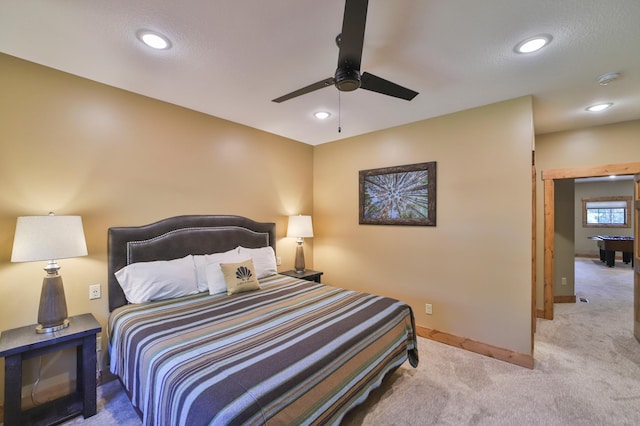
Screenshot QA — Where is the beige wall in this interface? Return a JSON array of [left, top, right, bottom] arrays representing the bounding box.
[[0, 54, 314, 403], [554, 179, 575, 297], [313, 97, 535, 354], [534, 120, 640, 309], [574, 179, 634, 256], [7, 48, 635, 407]]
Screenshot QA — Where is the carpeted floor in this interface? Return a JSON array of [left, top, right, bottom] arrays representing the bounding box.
[[64, 257, 640, 425], [342, 257, 640, 425]]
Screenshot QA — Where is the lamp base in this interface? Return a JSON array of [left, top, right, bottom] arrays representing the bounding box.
[[36, 273, 69, 334], [294, 243, 306, 273], [36, 318, 70, 334]]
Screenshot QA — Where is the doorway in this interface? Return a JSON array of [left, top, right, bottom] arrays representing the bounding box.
[[541, 162, 640, 320]]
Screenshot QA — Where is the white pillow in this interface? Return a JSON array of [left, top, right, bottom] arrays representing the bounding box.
[[205, 251, 251, 295], [114, 255, 198, 304], [193, 248, 239, 292], [238, 246, 277, 279]]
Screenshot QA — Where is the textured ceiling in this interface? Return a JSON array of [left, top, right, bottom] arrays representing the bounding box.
[[1, 0, 639, 145]]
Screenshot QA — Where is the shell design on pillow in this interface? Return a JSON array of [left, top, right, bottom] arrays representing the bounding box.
[[235, 265, 253, 281]]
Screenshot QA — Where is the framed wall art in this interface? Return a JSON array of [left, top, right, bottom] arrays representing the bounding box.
[[359, 161, 436, 226]]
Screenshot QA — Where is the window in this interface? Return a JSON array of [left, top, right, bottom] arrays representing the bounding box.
[[582, 196, 631, 228]]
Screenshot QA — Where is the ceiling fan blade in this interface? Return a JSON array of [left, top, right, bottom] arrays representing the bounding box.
[[272, 77, 335, 103], [337, 0, 369, 70], [360, 72, 419, 101]]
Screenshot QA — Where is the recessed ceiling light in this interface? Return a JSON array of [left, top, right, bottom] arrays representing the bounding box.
[[609, 175, 617, 179], [585, 103, 613, 112], [514, 34, 552, 54], [314, 111, 331, 120], [137, 30, 171, 50]]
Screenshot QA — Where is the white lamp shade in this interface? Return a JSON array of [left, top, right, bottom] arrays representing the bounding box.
[[11, 215, 88, 262], [287, 215, 314, 238]]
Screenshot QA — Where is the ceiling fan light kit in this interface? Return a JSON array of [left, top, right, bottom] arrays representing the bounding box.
[[335, 68, 362, 92], [272, 0, 419, 104]]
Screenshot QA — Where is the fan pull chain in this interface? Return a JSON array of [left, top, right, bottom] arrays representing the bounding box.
[[338, 91, 342, 133]]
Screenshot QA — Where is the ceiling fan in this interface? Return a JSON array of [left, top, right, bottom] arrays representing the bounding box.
[[272, 0, 419, 103]]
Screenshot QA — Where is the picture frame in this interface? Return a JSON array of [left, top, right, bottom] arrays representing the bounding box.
[[359, 161, 436, 226]]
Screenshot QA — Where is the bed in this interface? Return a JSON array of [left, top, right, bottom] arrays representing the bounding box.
[[107, 215, 418, 425]]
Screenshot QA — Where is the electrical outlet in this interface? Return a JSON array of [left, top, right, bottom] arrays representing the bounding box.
[[89, 284, 101, 300], [425, 303, 433, 315], [561, 277, 567, 286], [276, 256, 282, 266], [96, 335, 102, 352]]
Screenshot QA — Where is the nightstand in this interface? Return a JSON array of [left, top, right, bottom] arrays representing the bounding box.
[[0, 313, 101, 426], [281, 269, 323, 283]]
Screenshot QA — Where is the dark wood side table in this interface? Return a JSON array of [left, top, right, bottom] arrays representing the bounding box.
[[281, 269, 323, 283], [0, 313, 101, 426]]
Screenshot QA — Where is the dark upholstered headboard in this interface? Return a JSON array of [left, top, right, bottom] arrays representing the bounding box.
[[107, 215, 276, 312]]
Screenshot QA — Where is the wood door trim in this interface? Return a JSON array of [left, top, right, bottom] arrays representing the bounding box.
[[543, 179, 555, 319], [532, 161, 537, 346], [634, 174, 640, 343], [542, 162, 640, 181], [541, 162, 640, 320]]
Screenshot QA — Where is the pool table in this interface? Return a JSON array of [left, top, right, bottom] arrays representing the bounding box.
[[593, 235, 634, 267]]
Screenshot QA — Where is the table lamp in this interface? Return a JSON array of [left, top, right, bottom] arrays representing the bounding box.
[[11, 213, 88, 333], [287, 215, 314, 273]]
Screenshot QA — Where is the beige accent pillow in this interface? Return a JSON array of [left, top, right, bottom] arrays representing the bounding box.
[[220, 258, 261, 295]]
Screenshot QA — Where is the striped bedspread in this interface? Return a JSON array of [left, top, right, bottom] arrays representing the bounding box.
[[108, 274, 418, 425]]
